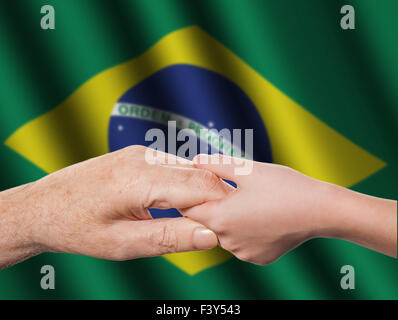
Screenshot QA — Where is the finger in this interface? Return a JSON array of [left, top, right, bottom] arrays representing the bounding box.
[[143, 148, 194, 168], [179, 201, 217, 226], [178, 178, 235, 222], [107, 218, 218, 259], [144, 165, 231, 209], [193, 154, 253, 180]]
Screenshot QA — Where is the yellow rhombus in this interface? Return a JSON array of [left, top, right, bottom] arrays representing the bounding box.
[[5, 26, 386, 275]]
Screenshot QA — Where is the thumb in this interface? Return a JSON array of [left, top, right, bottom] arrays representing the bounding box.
[[108, 218, 218, 260]]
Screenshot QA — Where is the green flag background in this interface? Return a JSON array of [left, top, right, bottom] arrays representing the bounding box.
[[0, 0, 397, 299]]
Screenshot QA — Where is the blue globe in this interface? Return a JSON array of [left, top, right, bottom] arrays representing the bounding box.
[[108, 64, 272, 218]]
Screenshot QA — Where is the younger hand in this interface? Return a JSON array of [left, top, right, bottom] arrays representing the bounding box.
[[182, 154, 397, 265]]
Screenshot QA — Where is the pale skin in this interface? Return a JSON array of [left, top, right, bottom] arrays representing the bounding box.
[[182, 153, 397, 265], [0, 148, 396, 270]]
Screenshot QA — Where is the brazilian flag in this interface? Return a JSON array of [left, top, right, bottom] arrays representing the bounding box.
[[0, 0, 397, 299]]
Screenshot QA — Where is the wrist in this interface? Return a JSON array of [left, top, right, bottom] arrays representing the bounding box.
[[311, 181, 397, 257], [309, 181, 352, 239], [0, 183, 45, 268]]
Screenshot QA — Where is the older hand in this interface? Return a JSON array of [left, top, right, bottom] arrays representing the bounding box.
[[0, 146, 230, 269]]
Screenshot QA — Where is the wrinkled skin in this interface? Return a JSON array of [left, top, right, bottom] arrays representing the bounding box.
[[0, 146, 229, 269]]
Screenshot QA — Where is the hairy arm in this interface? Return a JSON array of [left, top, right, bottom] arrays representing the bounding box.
[[0, 146, 229, 270], [0, 184, 43, 269]]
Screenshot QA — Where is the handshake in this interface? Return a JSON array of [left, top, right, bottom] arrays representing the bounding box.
[[0, 145, 396, 269]]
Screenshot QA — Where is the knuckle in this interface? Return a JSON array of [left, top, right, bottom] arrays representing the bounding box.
[[141, 182, 155, 208], [124, 144, 147, 155], [152, 224, 178, 254], [195, 169, 222, 193], [112, 145, 148, 166]]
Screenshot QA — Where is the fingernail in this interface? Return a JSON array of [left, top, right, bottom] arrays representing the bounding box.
[[193, 227, 217, 250]]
